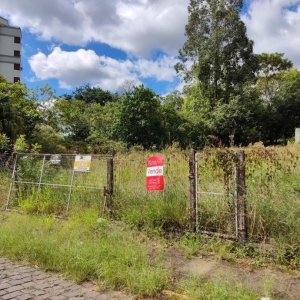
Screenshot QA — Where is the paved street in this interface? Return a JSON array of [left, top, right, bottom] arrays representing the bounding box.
[[0, 258, 125, 300]]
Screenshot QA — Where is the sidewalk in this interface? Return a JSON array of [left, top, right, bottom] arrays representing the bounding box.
[[0, 258, 125, 300]]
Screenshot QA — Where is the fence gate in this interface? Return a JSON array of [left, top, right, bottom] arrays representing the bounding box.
[[5, 153, 113, 215], [190, 149, 247, 241]]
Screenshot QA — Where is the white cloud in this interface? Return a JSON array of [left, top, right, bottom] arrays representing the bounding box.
[[28, 47, 178, 91], [5, 0, 300, 92], [0, 0, 188, 55], [136, 56, 178, 81], [243, 0, 300, 68]]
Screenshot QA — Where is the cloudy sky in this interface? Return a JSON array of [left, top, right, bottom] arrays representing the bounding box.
[[0, 0, 300, 95]]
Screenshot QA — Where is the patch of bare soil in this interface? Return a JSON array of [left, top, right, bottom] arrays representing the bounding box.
[[165, 247, 300, 300]]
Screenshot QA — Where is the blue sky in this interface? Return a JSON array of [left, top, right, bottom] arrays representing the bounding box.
[[1, 0, 300, 96], [21, 28, 180, 95]]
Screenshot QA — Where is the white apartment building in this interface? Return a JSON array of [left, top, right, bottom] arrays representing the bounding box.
[[0, 16, 21, 83]]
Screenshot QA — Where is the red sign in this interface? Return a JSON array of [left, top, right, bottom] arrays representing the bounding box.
[[146, 156, 164, 191]]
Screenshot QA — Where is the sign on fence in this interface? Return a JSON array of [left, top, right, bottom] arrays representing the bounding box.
[[5, 153, 109, 213], [74, 155, 92, 172], [146, 155, 164, 191], [50, 154, 61, 165]]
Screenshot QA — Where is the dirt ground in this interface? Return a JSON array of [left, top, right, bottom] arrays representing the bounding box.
[[164, 246, 300, 300]]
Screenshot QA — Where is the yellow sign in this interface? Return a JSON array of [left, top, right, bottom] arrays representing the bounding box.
[[74, 155, 92, 172]]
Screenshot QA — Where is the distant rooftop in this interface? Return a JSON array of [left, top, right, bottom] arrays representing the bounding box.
[[0, 16, 9, 26]]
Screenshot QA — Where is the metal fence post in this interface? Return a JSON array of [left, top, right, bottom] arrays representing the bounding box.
[[195, 152, 199, 233], [38, 155, 46, 192], [105, 157, 114, 211], [189, 149, 197, 232], [66, 169, 75, 212], [5, 153, 18, 210], [236, 151, 248, 242]]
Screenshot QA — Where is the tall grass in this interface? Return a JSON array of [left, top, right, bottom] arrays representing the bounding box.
[[0, 146, 299, 296], [3, 154, 108, 213], [245, 144, 300, 244], [195, 149, 237, 235], [114, 144, 300, 245], [178, 275, 259, 300], [0, 211, 170, 297], [113, 148, 189, 233], [1, 144, 299, 245], [0, 168, 10, 209]]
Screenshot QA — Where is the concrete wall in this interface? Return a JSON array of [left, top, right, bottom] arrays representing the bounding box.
[[0, 62, 20, 83], [0, 18, 21, 83], [0, 26, 21, 37], [0, 35, 15, 55]]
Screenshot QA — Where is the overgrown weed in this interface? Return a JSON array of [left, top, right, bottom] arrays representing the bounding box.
[[0, 211, 170, 297], [177, 233, 300, 269], [0, 144, 299, 270], [178, 275, 259, 300]]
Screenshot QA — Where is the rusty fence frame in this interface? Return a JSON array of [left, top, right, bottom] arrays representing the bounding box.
[[189, 149, 247, 242], [4, 150, 248, 240], [5, 153, 114, 213]]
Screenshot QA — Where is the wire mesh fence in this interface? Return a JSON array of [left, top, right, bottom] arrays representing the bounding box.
[[193, 145, 300, 243], [244, 145, 300, 243], [1, 144, 299, 243], [195, 149, 238, 238], [0, 154, 12, 209], [5, 153, 110, 214], [113, 150, 189, 231]]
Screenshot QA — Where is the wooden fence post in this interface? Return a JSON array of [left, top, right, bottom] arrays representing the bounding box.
[[236, 151, 248, 242], [189, 149, 197, 232], [105, 157, 114, 212]]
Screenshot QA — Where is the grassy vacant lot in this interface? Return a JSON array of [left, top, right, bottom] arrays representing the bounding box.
[[2, 145, 299, 245], [113, 144, 300, 253], [0, 211, 262, 299], [1, 144, 299, 246], [0, 144, 299, 298]]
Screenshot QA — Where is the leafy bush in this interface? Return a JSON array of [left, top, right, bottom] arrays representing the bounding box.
[[0, 133, 9, 152], [13, 135, 29, 152]]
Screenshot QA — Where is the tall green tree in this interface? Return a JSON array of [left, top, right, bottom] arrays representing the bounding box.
[[0, 133, 9, 153], [256, 53, 293, 103], [0, 79, 40, 143], [31, 124, 64, 153], [114, 85, 164, 149], [54, 99, 90, 141], [71, 84, 115, 105], [272, 69, 300, 143], [85, 101, 124, 153], [255, 54, 295, 144], [176, 0, 257, 105]]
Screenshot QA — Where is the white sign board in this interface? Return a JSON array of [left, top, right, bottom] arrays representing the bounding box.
[[74, 155, 92, 172], [146, 166, 163, 177], [50, 154, 61, 165]]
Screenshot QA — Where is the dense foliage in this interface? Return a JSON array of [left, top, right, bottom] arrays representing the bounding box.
[[176, 0, 257, 104], [0, 0, 299, 153]]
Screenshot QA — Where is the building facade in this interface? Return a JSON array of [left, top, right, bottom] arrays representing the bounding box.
[[0, 16, 21, 83]]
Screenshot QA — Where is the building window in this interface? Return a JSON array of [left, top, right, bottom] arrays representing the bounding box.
[[14, 50, 20, 57], [14, 36, 21, 44], [14, 63, 21, 70], [14, 77, 20, 83]]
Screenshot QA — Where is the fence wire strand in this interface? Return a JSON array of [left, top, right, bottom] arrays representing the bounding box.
[[4, 153, 109, 214]]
